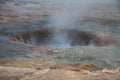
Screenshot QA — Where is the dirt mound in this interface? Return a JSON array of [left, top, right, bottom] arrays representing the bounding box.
[[49, 63, 101, 72], [0, 62, 119, 80], [21, 63, 119, 80], [23, 69, 120, 80]]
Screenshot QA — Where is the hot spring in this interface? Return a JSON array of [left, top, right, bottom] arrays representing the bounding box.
[[7, 27, 114, 48]]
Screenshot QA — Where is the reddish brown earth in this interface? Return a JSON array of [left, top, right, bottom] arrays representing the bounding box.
[[0, 63, 119, 80]]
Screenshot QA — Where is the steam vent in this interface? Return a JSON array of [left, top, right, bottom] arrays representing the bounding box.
[[8, 27, 114, 48], [0, 0, 120, 80]]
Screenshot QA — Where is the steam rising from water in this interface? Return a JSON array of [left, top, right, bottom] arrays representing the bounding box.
[[47, 29, 71, 48], [2, 0, 117, 48], [47, 0, 117, 48]]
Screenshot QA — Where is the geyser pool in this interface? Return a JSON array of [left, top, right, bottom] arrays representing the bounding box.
[[7, 27, 114, 48]]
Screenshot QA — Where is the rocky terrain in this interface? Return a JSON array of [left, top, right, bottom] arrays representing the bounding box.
[[0, 62, 120, 80], [0, 0, 120, 80]]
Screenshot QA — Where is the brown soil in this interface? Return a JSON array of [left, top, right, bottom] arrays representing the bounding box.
[[49, 63, 101, 72], [0, 60, 46, 68], [0, 62, 119, 80]]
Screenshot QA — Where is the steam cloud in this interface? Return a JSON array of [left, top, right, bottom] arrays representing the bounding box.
[[45, 0, 117, 48]]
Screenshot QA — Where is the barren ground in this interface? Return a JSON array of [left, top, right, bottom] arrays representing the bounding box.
[[0, 0, 120, 80]]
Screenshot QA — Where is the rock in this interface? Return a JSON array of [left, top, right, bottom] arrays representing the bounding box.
[[49, 63, 101, 72]]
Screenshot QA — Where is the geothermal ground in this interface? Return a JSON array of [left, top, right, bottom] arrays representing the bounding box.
[[0, 0, 120, 80]]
